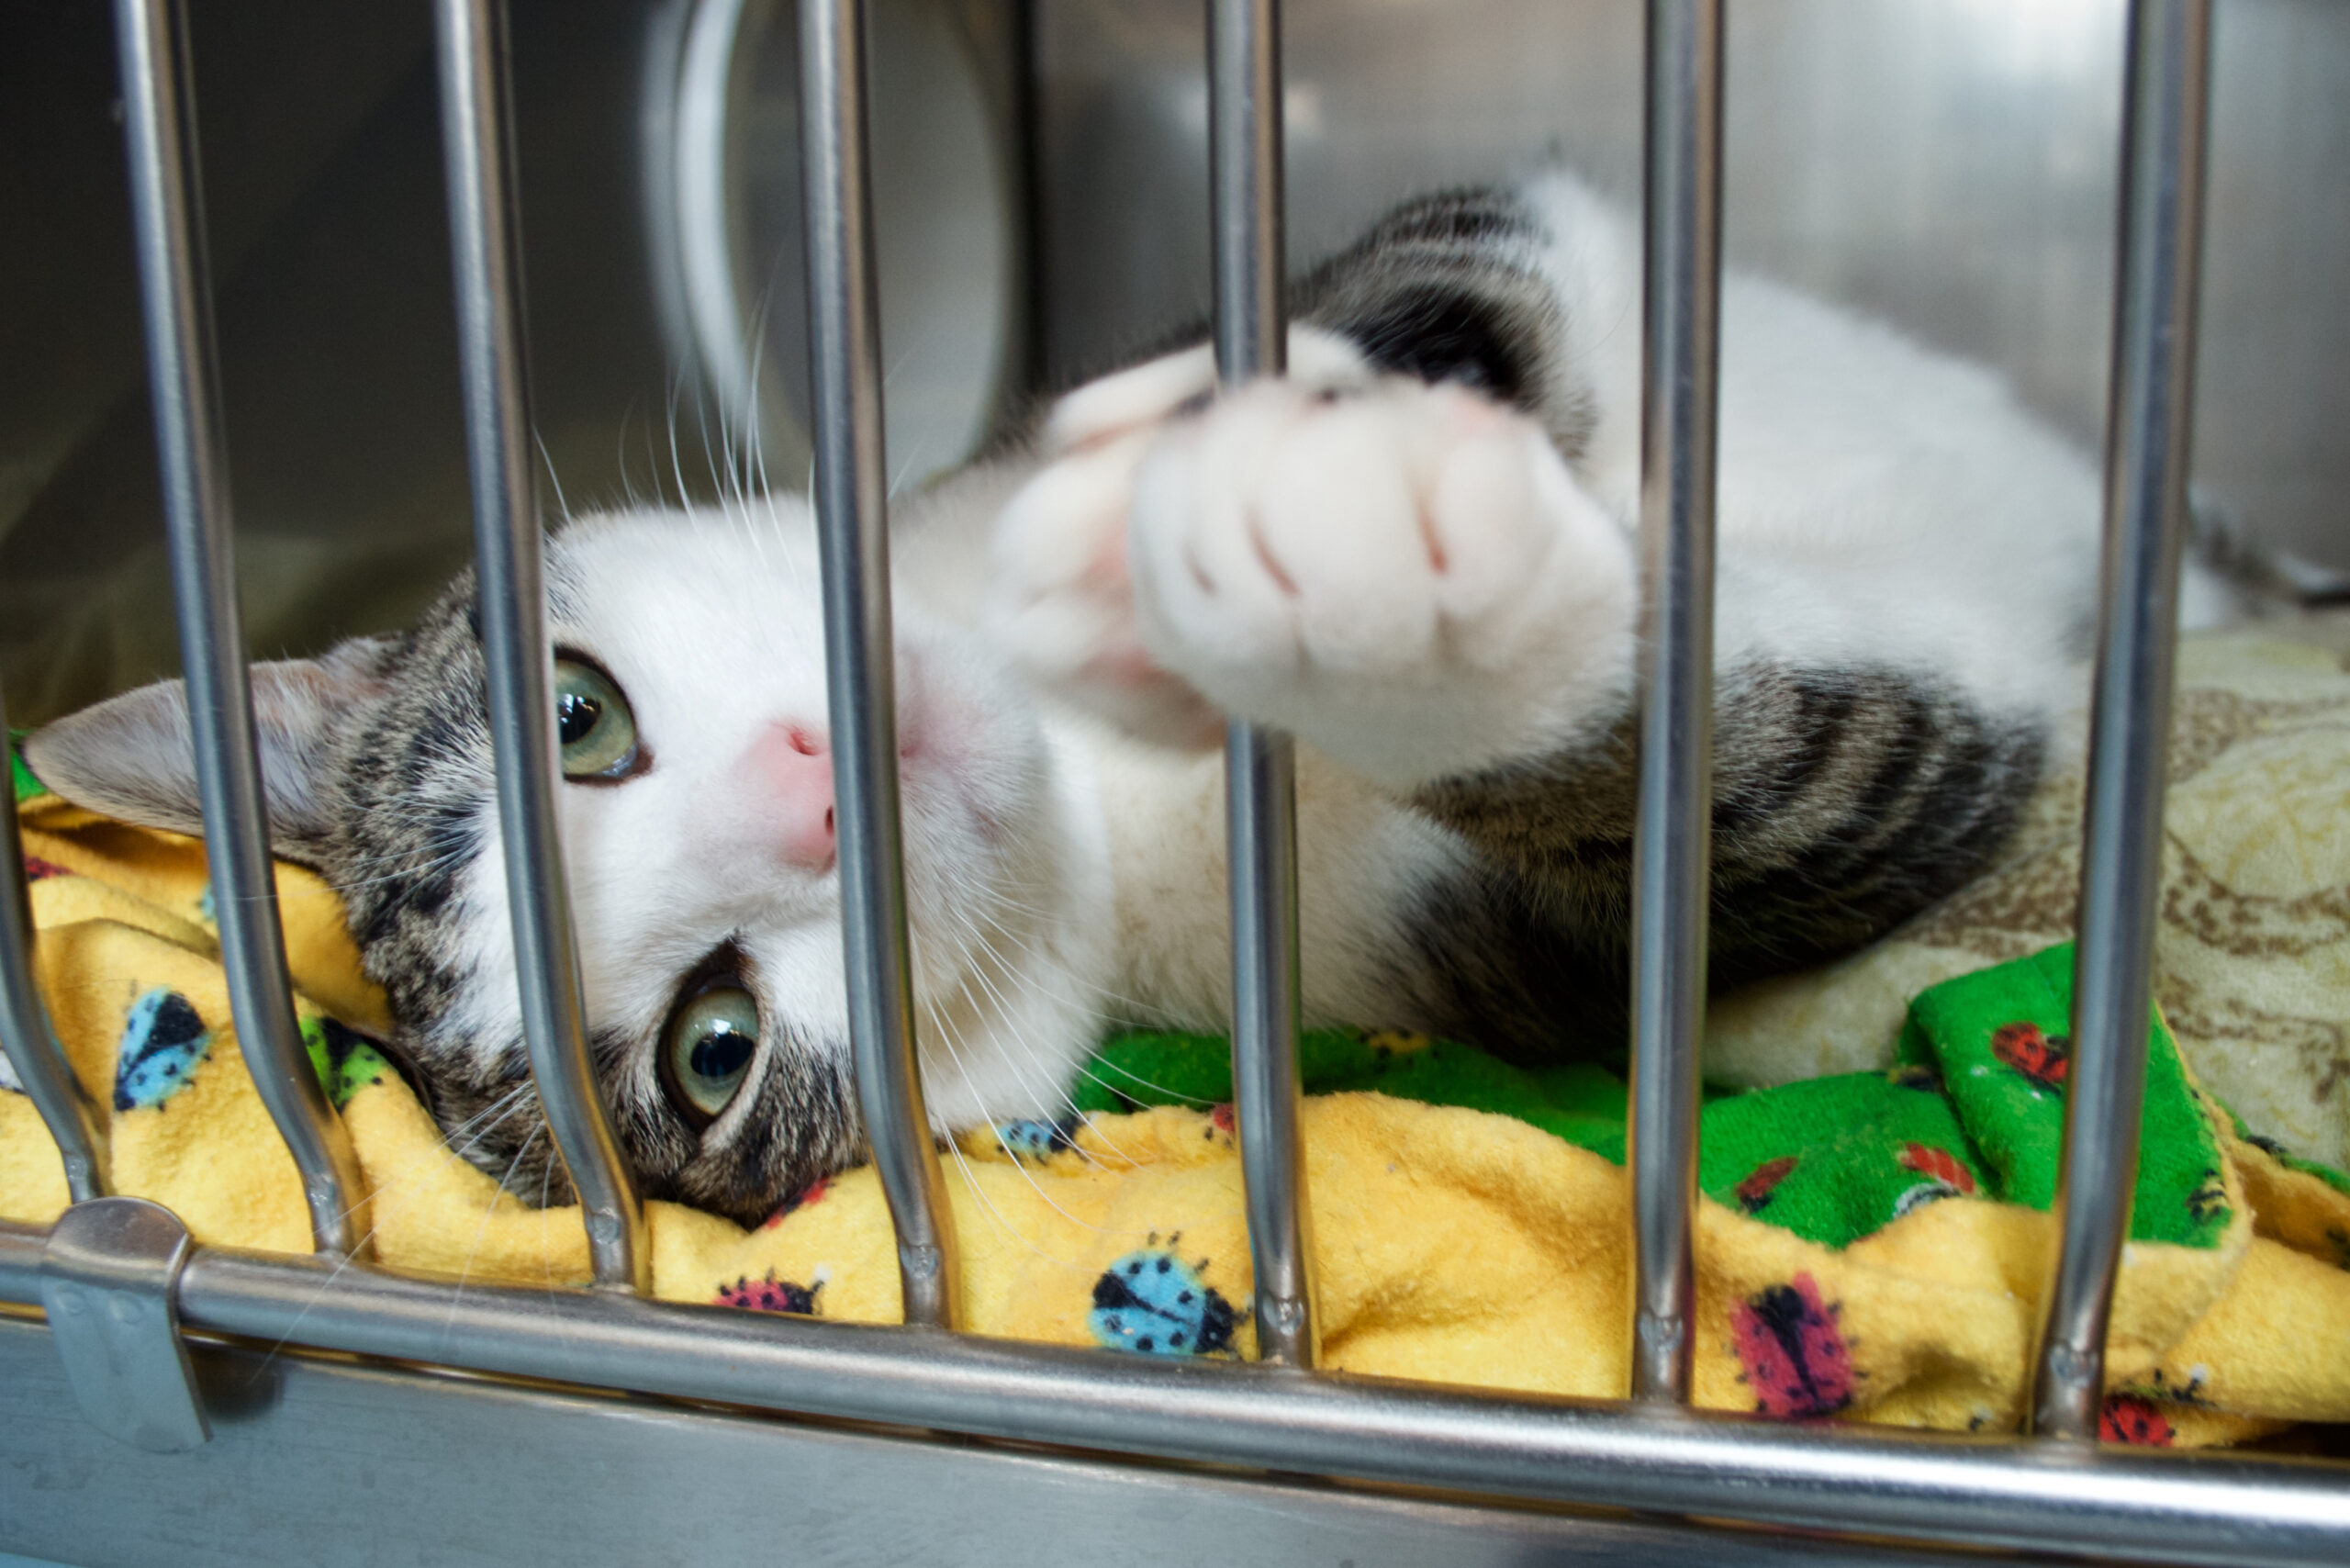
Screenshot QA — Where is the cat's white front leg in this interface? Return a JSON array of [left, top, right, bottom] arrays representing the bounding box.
[[1128, 378, 1638, 789]]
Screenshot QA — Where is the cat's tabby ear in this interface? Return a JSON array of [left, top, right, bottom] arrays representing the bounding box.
[[23, 636, 396, 863]]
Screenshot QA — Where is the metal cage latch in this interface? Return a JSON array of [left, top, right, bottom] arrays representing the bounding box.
[[39, 1197, 210, 1452]]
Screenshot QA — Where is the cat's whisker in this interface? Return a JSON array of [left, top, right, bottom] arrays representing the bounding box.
[[738, 289, 778, 506], [913, 880, 1152, 1179], [536, 1118, 559, 1296], [432, 1083, 536, 1164], [232, 1082, 536, 1382], [953, 890, 1169, 1042], [930, 928, 1139, 1174], [915, 991, 1137, 1252], [533, 429, 575, 529], [691, 384, 731, 520], [923, 951, 1103, 1163], [934, 1131, 1080, 1271], [447, 1120, 544, 1319], [350, 1086, 537, 1237], [648, 386, 676, 509], [664, 376, 695, 511], [327, 846, 476, 894], [921, 1023, 1118, 1272], [958, 953, 1169, 1173], [888, 431, 936, 500], [613, 398, 643, 511]]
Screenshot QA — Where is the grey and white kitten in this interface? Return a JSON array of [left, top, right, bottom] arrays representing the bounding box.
[[27, 173, 2209, 1226]]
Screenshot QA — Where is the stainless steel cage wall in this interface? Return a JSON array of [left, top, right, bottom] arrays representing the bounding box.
[[1, 0, 2345, 1562]]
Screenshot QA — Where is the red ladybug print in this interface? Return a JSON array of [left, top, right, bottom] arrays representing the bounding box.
[[1733, 1156, 1798, 1214], [1897, 1143, 1977, 1195], [1731, 1272, 1854, 1418], [21, 855, 68, 881], [759, 1176, 831, 1228], [1990, 1022, 2070, 1090], [1207, 1102, 1236, 1140], [716, 1272, 822, 1316], [2098, 1395, 2176, 1447]]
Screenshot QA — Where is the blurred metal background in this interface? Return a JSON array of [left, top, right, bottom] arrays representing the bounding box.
[[3, 0, 2344, 723]]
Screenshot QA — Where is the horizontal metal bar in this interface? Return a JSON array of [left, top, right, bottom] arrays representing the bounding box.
[[0, 1224, 2340, 1566], [0, 1315, 1996, 1568], [0, 687, 108, 1204], [2037, 0, 2215, 1442], [797, 0, 960, 1329], [431, 0, 648, 1294], [0, 1225, 37, 1304], [1207, 0, 1316, 1372], [1628, 0, 1723, 1406], [113, 0, 367, 1260]]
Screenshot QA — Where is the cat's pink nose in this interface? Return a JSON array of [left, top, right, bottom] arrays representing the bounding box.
[[747, 723, 835, 871]]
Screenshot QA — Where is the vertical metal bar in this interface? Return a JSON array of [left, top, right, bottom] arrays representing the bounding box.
[[2033, 0, 2213, 1443], [1, 689, 108, 1204], [1208, 0, 1316, 1372], [433, 0, 647, 1294], [1626, 0, 1723, 1406], [798, 0, 962, 1331], [113, 0, 368, 1261]]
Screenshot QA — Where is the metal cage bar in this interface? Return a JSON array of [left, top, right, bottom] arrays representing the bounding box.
[[798, 0, 962, 1331], [0, 1223, 2343, 1568], [2035, 0, 2215, 1441], [431, 0, 648, 1294], [1208, 0, 1317, 1373], [1626, 0, 1723, 1406], [111, 0, 370, 1263], [0, 685, 107, 1204]]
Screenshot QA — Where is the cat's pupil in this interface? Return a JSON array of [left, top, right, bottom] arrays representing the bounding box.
[[659, 981, 759, 1126], [557, 691, 601, 745], [689, 1025, 754, 1082]]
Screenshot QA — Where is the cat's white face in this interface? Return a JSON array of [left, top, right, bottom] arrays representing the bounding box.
[[444, 508, 1111, 1207]]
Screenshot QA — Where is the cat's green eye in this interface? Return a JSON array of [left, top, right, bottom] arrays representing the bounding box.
[[553, 657, 640, 779], [660, 983, 760, 1126]]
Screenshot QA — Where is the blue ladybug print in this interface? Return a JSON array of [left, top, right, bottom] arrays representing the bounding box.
[[994, 1117, 1079, 1161], [113, 989, 211, 1111], [1089, 1244, 1238, 1357]]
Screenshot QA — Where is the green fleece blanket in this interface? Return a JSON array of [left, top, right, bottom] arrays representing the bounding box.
[[1076, 943, 2344, 1253]]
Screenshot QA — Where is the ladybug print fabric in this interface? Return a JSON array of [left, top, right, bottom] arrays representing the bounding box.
[[717, 1272, 822, 1316], [1731, 1272, 1856, 1418], [1089, 1245, 1239, 1357], [112, 989, 210, 1112], [2099, 1395, 2177, 1447], [1989, 1022, 2070, 1090], [1905, 943, 2232, 1248], [1733, 1156, 1798, 1214]]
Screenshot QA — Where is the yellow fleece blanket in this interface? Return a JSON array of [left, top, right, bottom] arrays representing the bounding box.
[[7, 628, 2350, 1448]]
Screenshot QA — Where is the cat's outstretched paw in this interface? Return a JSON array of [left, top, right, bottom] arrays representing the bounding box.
[[986, 348, 1226, 748], [1128, 376, 1637, 786], [990, 349, 1636, 786], [987, 330, 1377, 749]]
